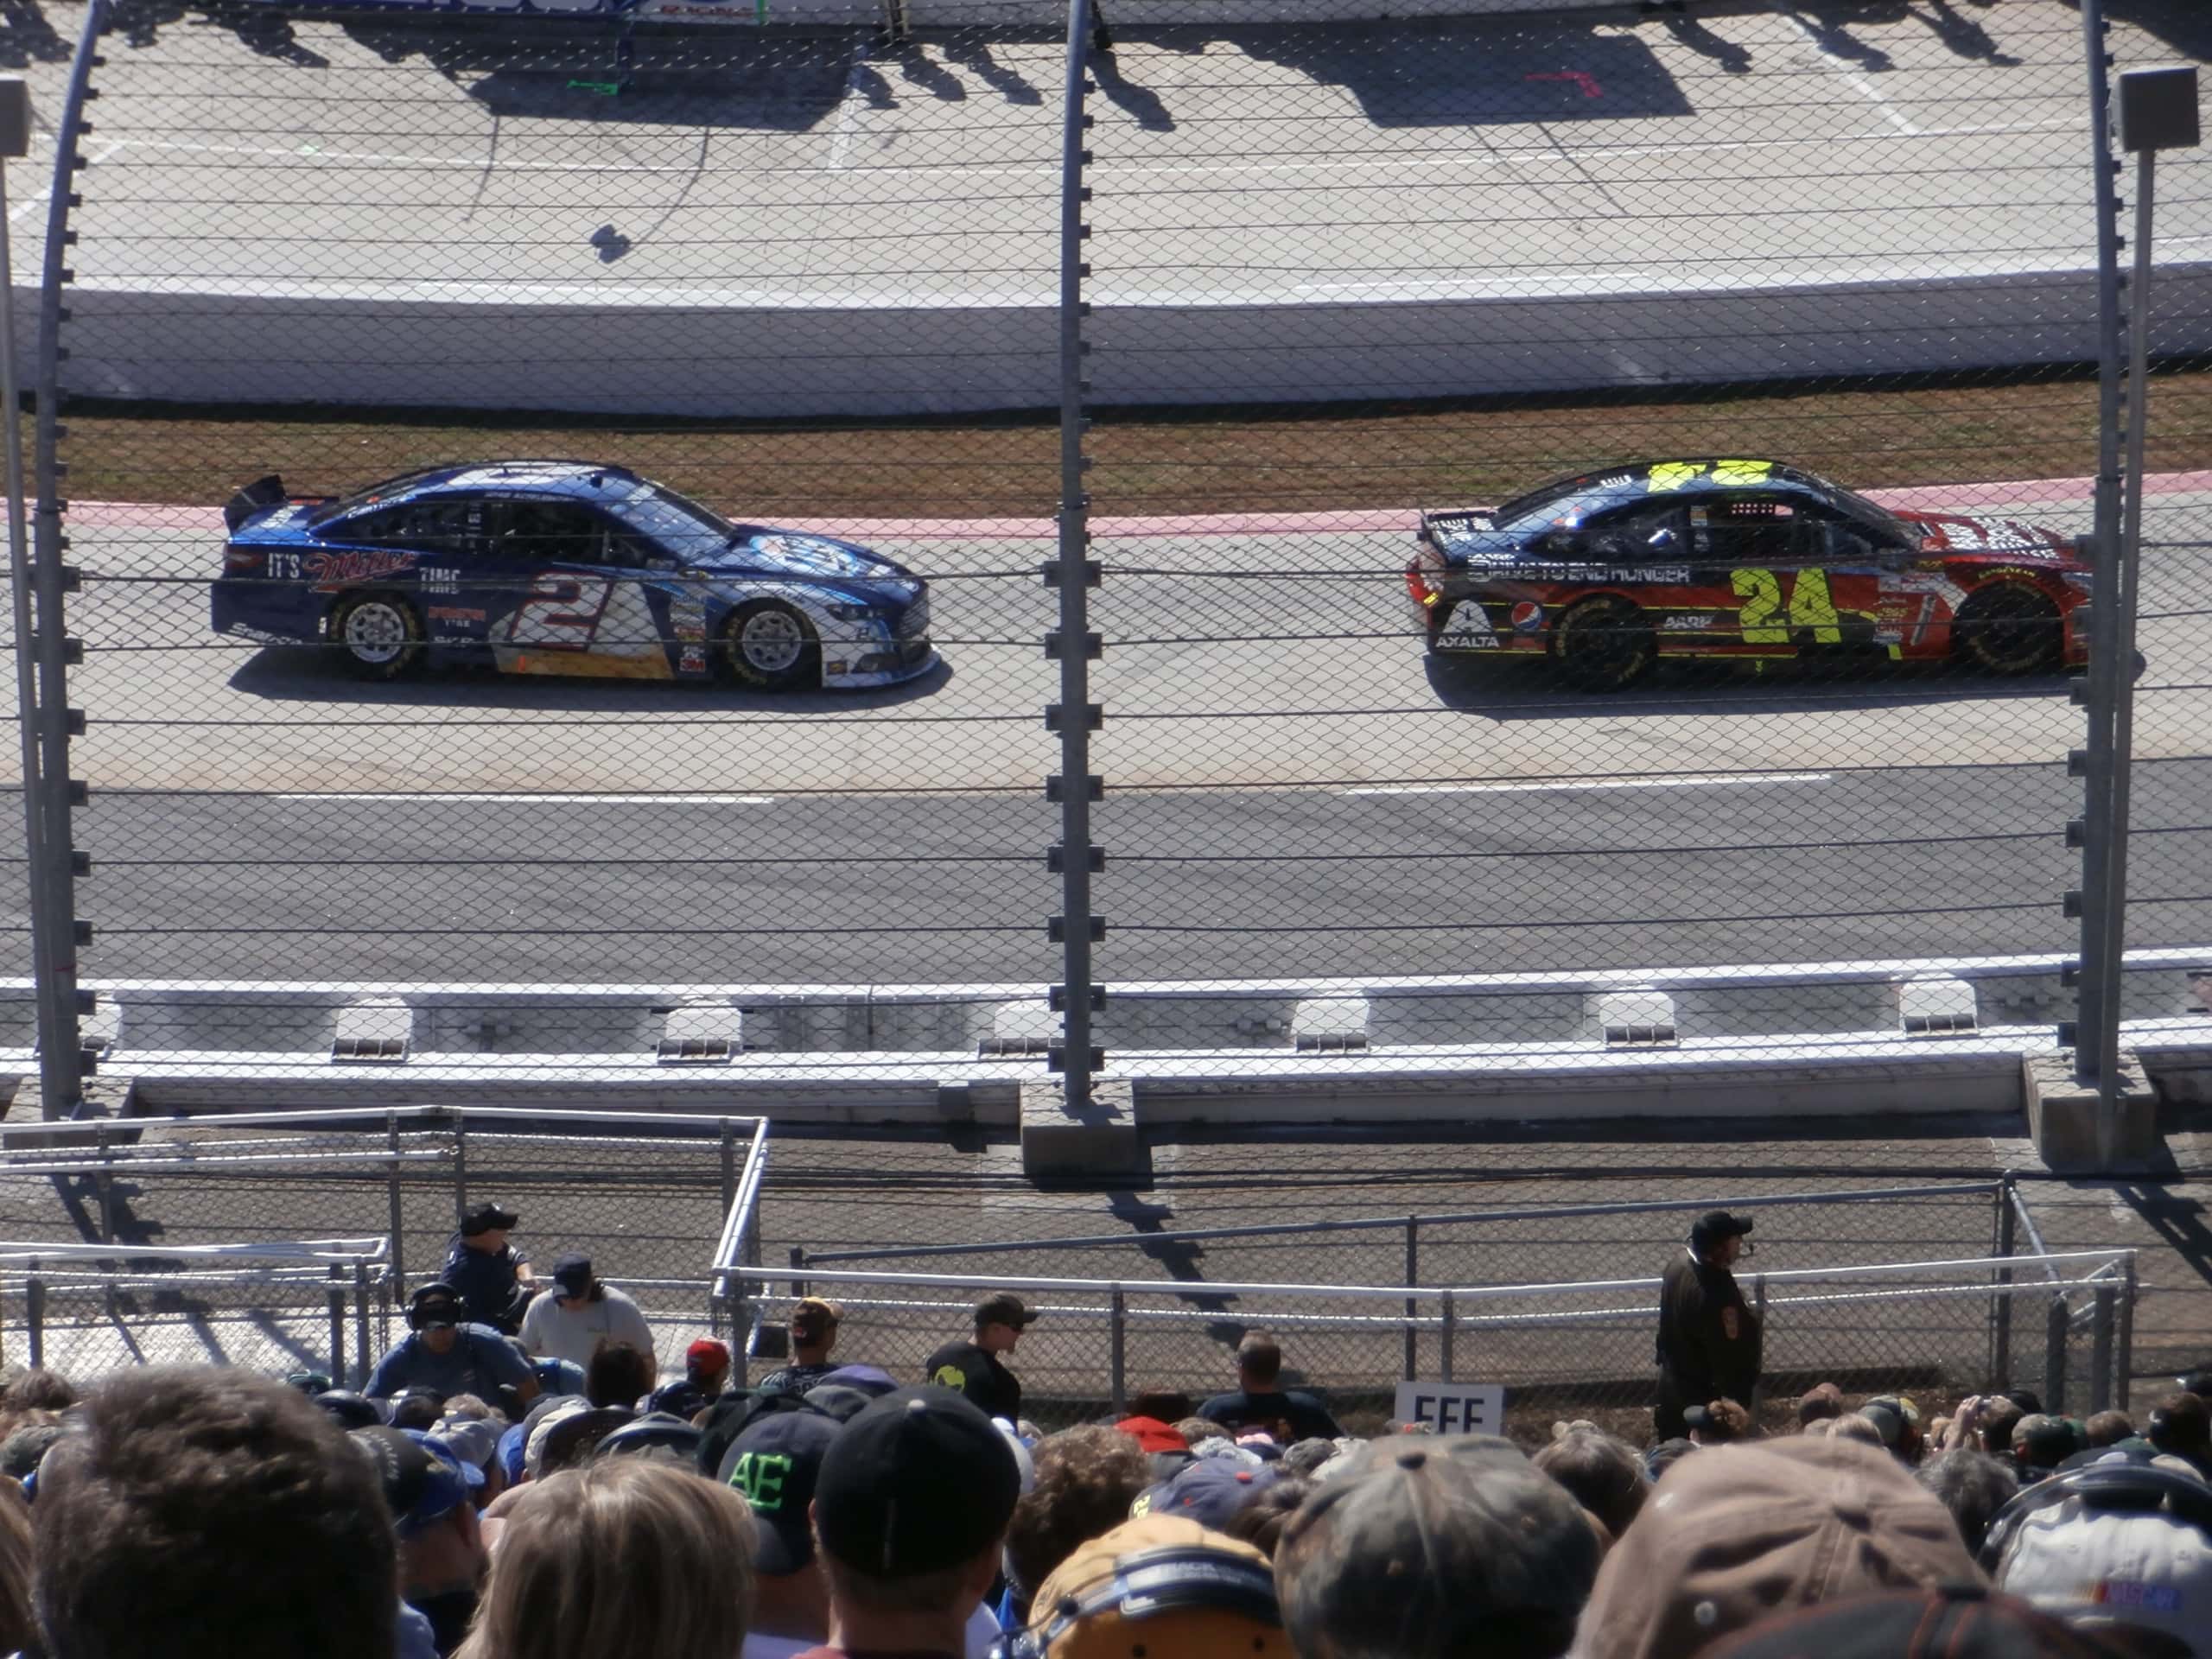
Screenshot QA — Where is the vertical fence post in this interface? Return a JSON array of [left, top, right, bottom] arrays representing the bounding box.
[[353, 1262, 372, 1391], [1045, 0, 1103, 1104], [789, 1246, 808, 1302], [2044, 1294, 2069, 1414], [386, 1112, 408, 1287], [1440, 1291, 1456, 1384], [24, 1259, 41, 1370], [1109, 1287, 1126, 1414], [94, 1140, 116, 1325], [2090, 1281, 2117, 1413], [2119, 1252, 2137, 1408], [17, 3, 105, 1122], [327, 1263, 347, 1385], [720, 1122, 737, 1224], [1402, 1217, 1418, 1382], [451, 1110, 467, 1230], [1992, 1179, 2017, 1389], [2067, 0, 2129, 1109]]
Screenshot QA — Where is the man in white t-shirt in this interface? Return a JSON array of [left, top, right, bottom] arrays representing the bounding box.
[[517, 1253, 658, 1383]]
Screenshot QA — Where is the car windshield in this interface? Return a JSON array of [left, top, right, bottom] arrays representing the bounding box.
[[1821, 479, 1916, 545], [1491, 471, 1615, 529], [608, 482, 734, 562]]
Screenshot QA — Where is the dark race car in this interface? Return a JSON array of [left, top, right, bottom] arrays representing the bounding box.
[[212, 460, 934, 688], [1407, 458, 2091, 691]]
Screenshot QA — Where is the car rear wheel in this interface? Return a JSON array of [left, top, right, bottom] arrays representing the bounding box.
[[330, 593, 423, 679], [1550, 595, 1656, 691], [1952, 582, 2062, 676], [722, 600, 819, 690]]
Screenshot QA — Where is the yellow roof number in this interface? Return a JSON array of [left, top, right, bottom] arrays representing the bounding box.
[[1648, 462, 1706, 493], [1712, 460, 1775, 486]]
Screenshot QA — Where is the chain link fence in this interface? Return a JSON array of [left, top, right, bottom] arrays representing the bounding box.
[[0, 1105, 768, 1373], [0, 0, 2202, 1112], [728, 1248, 2138, 1441]]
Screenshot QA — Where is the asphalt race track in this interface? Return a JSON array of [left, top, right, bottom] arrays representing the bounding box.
[[24, 479, 2212, 987]]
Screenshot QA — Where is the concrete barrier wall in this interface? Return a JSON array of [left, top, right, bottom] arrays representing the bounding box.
[[37, 265, 2212, 419]]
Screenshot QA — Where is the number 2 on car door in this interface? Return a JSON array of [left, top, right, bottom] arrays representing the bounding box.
[[1730, 567, 1840, 645], [507, 574, 613, 649]]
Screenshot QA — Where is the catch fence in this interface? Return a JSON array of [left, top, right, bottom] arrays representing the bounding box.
[[0, 0, 2205, 1124], [0, 1104, 770, 1371]]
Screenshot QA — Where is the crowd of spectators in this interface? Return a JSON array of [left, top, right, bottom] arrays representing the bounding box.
[[0, 1265, 2207, 1659]]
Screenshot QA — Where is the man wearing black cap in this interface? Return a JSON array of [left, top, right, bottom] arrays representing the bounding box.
[[719, 1405, 842, 1658], [924, 1292, 1033, 1423], [440, 1202, 536, 1334], [799, 1389, 1023, 1659], [367, 1283, 540, 1407], [517, 1252, 658, 1381], [1653, 1210, 1761, 1443]]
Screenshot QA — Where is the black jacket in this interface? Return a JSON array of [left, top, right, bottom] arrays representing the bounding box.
[[924, 1338, 1021, 1421], [1656, 1249, 1761, 1406]]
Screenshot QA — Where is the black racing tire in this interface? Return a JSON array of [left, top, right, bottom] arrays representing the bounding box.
[[328, 592, 423, 680], [1952, 582, 2063, 676], [1549, 594, 1656, 692], [721, 600, 821, 690]]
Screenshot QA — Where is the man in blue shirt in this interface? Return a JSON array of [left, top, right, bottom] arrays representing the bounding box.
[[368, 1283, 542, 1406], [440, 1201, 537, 1333]]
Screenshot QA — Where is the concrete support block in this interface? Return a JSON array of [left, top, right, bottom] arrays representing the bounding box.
[[1292, 996, 1370, 1054], [329, 999, 411, 1064], [658, 1000, 744, 1065], [1587, 988, 1677, 1046], [1020, 1076, 1140, 1180], [2023, 1050, 2160, 1171], [1893, 976, 1979, 1037]]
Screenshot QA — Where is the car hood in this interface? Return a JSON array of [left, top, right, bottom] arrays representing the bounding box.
[[1891, 509, 2080, 564], [696, 528, 912, 583]]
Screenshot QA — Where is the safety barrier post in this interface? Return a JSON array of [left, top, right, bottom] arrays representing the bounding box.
[[1045, 0, 1103, 1105], [1440, 1291, 1457, 1384], [1402, 1218, 1419, 1382], [720, 1123, 737, 1225], [353, 1262, 373, 1392], [2090, 1281, 2117, 1413], [386, 1113, 407, 1286], [327, 1264, 348, 1385], [2119, 1253, 2137, 1404], [1992, 1179, 2017, 1389], [789, 1246, 808, 1302], [2044, 1294, 2069, 1414], [1109, 1288, 1127, 1414], [24, 1260, 41, 1369], [451, 1112, 468, 1229]]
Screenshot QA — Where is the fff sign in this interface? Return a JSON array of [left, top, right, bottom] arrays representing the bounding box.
[[1394, 1381, 1505, 1436]]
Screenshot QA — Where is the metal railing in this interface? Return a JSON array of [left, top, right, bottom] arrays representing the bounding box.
[[0, 1236, 394, 1389], [723, 1248, 2138, 1433]]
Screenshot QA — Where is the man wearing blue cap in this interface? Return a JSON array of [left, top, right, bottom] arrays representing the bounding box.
[[352, 1426, 487, 1657]]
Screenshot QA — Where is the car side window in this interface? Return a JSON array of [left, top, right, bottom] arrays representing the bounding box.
[[1582, 503, 1691, 563], [396, 499, 487, 560], [336, 505, 410, 547], [1695, 497, 1798, 566], [499, 501, 607, 566]]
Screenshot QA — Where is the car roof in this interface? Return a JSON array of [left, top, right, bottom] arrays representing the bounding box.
[[333, 460, 647, 512], [1514, 458, 1830, 505]]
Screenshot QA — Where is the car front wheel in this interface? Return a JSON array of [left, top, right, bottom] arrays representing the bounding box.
[[722, 600, 820, 690], [1952, 582, 2063, 676]]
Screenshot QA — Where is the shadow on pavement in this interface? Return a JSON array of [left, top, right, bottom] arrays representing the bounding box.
[[1421, 653, 2072, 721]]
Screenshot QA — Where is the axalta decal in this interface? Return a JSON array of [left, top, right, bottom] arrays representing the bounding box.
[[305, 548, 418, 592]]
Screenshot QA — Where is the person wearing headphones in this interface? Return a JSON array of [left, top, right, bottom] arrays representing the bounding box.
[[1653, 1210, 1762, 1443], [367, 1283, 543, 1407]]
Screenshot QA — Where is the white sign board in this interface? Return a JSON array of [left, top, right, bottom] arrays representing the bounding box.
[[1394, 1381, 1505, 1436]]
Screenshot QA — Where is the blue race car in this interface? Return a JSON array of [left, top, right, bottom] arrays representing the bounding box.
[[212, 460, 934, 689]]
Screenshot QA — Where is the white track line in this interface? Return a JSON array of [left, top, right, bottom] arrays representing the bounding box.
[[274, 792, 776, 805], [1342, 773, 1833, 798], [1768, 1, 1920, 137]]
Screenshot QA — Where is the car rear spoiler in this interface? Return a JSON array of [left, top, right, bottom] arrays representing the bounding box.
[[1416, 507, 1491, 546], [223, 474, 288, 532]]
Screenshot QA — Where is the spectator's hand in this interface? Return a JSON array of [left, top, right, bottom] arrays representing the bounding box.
[[1942, 1395, 1980, 1451]]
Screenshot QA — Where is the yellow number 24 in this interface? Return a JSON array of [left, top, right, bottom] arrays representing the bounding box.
[[1729, 567, 1841, 645]]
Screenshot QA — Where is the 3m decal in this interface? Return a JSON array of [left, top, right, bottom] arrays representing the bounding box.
[[304, 548, 417, 593], [680, 645, 708, 674], [1730, 567, 1840, 645]]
